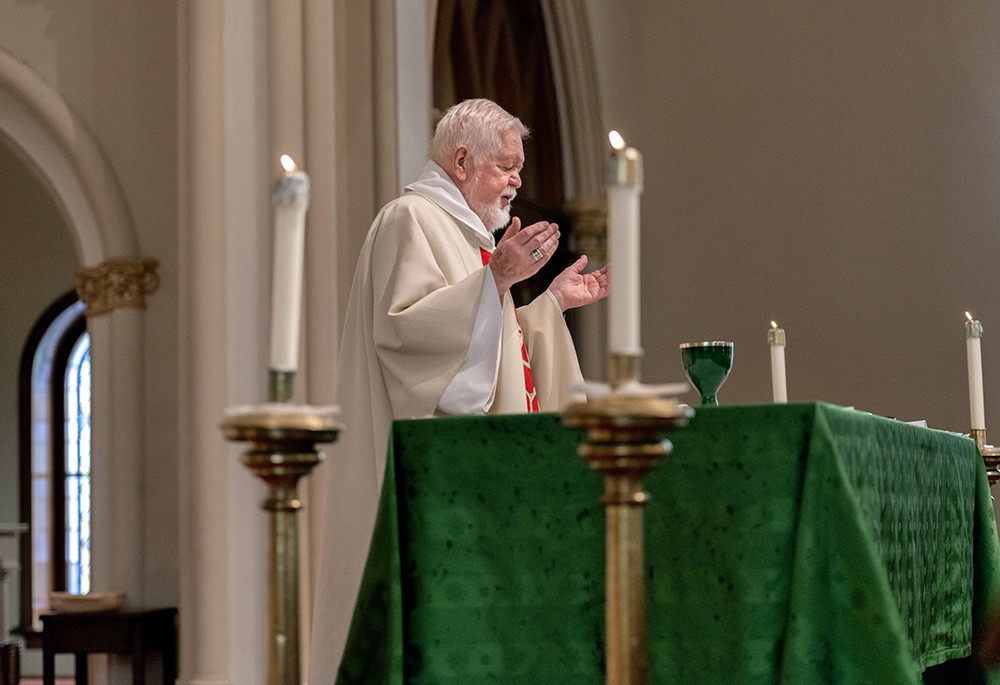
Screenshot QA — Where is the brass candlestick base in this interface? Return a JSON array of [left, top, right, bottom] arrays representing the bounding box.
[[222, 405, 339, 685], [971, 428, 1000, 486], [563, 391, 692, 685]]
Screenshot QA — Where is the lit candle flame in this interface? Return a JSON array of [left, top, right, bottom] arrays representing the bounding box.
[[280, 154, 297, 173], [771, 320, 779, 329], [608, 130, 625, 150], [967, 311, 974, 322]]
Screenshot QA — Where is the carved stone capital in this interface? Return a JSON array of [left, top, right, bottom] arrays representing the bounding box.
[[76, 257, 160, 316], [565, 195, 607, 262]]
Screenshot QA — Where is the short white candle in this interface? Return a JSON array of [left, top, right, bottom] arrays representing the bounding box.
[[606, 131, 643, 356], [768, 321, 787, 403], [966, 311, 986, 430], [269, 155, 310, 372]]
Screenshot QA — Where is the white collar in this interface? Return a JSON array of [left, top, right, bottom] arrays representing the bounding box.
[[404, 161, 495, 248]]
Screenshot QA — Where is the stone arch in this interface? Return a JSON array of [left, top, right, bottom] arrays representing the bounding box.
[[0, 50, 138, 264], [0, 49, 149, 603], [539, 0, 609, 376]]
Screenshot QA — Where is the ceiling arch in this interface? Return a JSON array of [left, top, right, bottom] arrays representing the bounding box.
[[0, 49, 138, 266]]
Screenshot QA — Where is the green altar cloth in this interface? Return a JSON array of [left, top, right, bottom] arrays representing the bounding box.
[[336, 402, 1000, 684]]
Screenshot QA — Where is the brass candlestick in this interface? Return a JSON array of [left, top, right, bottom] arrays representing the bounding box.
[[563, 353, 691, 685], [970, 429, 1000, 486], [222, 404, 338, 685]]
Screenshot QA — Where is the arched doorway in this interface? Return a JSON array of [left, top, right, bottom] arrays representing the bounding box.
[[0, 50, 155, 626]]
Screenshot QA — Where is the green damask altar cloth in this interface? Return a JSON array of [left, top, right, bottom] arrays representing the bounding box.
[[336, 403, 1000, 684]]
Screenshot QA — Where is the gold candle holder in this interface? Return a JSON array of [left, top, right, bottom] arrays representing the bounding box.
[[607, 353, 641, 391], [222, 405, 339, 685], [563, 355, 691, 685], [970, 428, 1000, 486]]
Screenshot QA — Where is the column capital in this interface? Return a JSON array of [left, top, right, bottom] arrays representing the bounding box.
[[76, 257, 160, 316], [565, 195, 607, 262]]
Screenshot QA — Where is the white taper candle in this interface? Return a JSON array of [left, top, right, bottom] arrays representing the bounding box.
[[269, 155, 310, 372], [768, 321, 787, 404], [606, 131, 643, 356], [966, 312, 986, 430]]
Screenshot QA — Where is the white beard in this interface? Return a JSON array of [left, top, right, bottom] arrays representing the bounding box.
[[467, 179, 515, 230], [479, 200, 511, 231]]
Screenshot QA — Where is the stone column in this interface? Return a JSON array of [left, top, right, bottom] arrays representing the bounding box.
[[76, 259, 159, 609], [542, 0, 609, 380], [178, 1, 231, 683], [300, 0, 338, 672]]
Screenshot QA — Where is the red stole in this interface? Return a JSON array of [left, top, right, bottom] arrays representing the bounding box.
[[480, 248, 539, 413]]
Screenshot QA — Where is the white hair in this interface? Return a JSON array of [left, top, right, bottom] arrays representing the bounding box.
[[429, 99, 529, 167]]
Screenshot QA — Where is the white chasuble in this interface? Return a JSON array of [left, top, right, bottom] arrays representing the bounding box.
[[308, 182, 584, 683]]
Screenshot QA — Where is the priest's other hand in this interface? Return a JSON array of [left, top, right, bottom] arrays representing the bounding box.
[[490, 217, 560, 295], [549, 256, 609, 312]]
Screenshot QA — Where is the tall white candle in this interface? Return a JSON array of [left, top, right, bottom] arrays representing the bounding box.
[[768, 321, 787, 403], [966, 311, 986, 430], [269, 155, 310, 372], [606, 131, 643, 356]]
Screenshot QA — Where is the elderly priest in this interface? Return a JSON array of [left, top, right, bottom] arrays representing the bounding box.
[[309, 98, 609, 681]]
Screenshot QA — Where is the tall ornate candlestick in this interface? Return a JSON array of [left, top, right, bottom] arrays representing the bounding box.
[[222, 405, 338, 685], [571, 130, 690, 683], [563, 360, 691, 684]]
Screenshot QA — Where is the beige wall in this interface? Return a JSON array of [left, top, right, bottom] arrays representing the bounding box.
[[0, 141, 77, 525], [587, 0, 1000, 432]]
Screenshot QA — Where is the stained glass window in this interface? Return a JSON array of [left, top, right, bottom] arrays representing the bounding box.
[[23, 293, 88, 628], [64, 333, 91, 595]]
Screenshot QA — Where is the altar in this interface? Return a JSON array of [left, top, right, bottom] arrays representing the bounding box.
[[336, 403, 1000, 684]]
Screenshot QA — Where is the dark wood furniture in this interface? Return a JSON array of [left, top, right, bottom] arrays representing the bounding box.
[[41, 608, 177, 685]]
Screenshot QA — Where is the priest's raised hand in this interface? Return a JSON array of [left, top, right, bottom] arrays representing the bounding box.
[[489, 216, 560, 295], [549, 255, 610, 311]]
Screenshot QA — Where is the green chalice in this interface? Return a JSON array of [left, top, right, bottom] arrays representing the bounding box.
[[679, 341, 734, 406]]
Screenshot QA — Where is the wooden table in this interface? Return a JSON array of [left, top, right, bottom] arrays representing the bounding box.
[[41, 608, 177, 685]]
